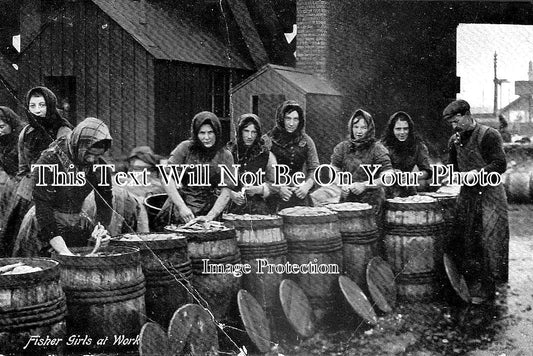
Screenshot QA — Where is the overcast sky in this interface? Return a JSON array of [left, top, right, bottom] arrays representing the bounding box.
[[457, 24, 533, 113]]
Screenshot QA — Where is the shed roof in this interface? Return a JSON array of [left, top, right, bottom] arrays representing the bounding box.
[[500, 96, 529, 114], [231, 64, 342, 95], [92, 0, 253, 70]]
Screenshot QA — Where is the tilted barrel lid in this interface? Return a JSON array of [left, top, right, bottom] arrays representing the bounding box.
[[237, 289, 272, 353], [366, 257, 396, 313], [339, 275, 378, 326], [443, 254, 471, 304], [279, 279, 315, 338], [139, 322, 172, 356], [168, 304, 218, 355]]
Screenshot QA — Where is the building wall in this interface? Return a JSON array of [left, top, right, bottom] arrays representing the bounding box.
[[17, 0, 155, 157], [295, 0, 533, 157], [154, 61, 249, 155]]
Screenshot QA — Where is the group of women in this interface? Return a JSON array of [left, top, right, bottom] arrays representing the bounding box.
[[154, 100, 432, 230], [0, 91, 432, 254]]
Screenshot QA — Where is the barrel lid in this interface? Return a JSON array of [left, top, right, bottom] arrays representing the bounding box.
[[279, 279, 315, 338], [168, 304, 218, 355], [223, 213, 283, 229], [338, 275, 377, 326], [237, 289, 272, 353], [139, 322, 172, 356], [443, 254, 471, 304], [366, 257, 396, 313]]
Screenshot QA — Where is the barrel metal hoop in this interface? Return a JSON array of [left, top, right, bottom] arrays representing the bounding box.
[[238, 241, 288, 258], [143, 260, 192, 276], [341, 230, 379, 244], [287, 237, 343, 253], [66, 284, 146, 305], [145, 269, 193, 282], [0, 299, 66, 329], [64, 279, 145, 300], [385, 223, 447, 236]]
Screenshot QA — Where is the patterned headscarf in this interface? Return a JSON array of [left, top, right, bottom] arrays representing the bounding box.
[[348, 108, 376, 151], [68, 117, 112, 165]]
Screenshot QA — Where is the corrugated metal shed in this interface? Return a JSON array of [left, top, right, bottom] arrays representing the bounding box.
[[92, 0, 253, 70]]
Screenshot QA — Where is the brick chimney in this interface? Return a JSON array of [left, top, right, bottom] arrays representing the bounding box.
[[296, 0, 329, 77], [529, 60, 533, 81]]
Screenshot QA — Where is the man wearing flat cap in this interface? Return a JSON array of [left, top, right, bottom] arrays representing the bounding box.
[[443, 99, 509, 304]]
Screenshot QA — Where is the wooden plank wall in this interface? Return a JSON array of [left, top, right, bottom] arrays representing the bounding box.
[[17, 1, 155, 158]]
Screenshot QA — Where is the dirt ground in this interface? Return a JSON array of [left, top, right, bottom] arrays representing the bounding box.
[[269, 204, 533, 356]]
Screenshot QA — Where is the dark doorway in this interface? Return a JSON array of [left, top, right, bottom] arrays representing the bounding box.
[[44, 76, 77, 125]]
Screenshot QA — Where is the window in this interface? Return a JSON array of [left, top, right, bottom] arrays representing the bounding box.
[[209, 70, 230, 118]]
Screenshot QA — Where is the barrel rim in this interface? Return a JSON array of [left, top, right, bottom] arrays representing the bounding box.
[[111, 232, 188, 250], [0, 258, 60, 287], [53, 246, 141, 267]]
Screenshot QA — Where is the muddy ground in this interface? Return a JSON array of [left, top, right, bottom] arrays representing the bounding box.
[[268, 204, 533, 356]]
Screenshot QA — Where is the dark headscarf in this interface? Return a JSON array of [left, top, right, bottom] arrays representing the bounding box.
[[381, 111, 420, 155], [68, 117, 112, 166], [0, 106, 22, 176], [189, 111, 222, 161], [25, 86, 72, 133], [233, 113, 267, 163], [268, 100, 305, 147], [348, 109, 376, 151], [0, 106, 22, 145], [128, 146, 159, 167]]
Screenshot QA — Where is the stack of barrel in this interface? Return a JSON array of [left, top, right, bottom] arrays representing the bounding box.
[[171, 225, 242, 323], [111, 232, 192, 327], [278, 206, 343, 321], [223, 214, 287, 324], [326, 202, 378, 289], [383, 196, 446, 301], [54, 246, 147, 352], [0, 258, 67, 355]]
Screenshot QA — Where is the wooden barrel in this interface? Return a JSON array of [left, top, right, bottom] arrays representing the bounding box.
[[167, 226, 242, 323], [278, 207, 342, 321], [111, 232, 192, 328], [222, 214, 287, 315], [419, 192, 458, 237], [54, 246, 146, 351], [326, 203, 378, 288], [384, 197, 446, 301], [0, 258, 67, 355], [502, 171, 533, 203]]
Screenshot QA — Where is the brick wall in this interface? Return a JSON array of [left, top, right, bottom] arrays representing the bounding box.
[[295, 0, 328, 77]]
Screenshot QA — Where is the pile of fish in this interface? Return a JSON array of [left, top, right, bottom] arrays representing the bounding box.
[[388, 195, 436, 203], [223, 213, 279, 221], [326, 202, 372, 211], [0, 262, 42, 275], [165, 220, 228, 233], [279, 206, 334, 216]]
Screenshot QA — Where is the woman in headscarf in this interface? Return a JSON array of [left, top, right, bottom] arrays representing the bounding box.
[[264, 100, 319, 211], [330, 109, 393, 223], [380, 111, 432, 197], [227, 113, 277, 215], [0, 87, 73, 256], [17, 117, 113, 256], [155, 111, 234, 228], [0, 106, 23, 256]]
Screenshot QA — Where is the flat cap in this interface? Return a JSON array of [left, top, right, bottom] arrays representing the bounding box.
[[443, 100, 470, 120]]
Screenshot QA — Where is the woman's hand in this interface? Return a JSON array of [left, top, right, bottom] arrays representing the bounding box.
[[279, 186, 293, 202], [50, 236, 74, 256], [294, 184, 311, 199], [178, 206, 195, 223], [230, 190, 246, 205], [349, 182, 366, 195]]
